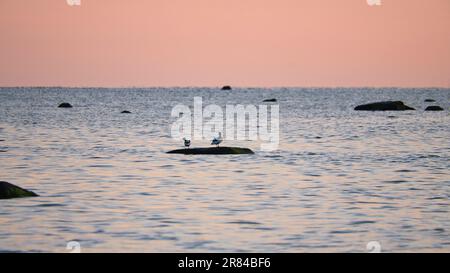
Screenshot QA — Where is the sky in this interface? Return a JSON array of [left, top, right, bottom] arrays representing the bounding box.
[[0, 0, 449, 87]]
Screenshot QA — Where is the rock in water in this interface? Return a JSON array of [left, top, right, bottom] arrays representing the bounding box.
[[263, 98, 277, 102], [0, 181, 38, 199], [121, 110, 132, 114], [354, 101, 415, 111], [424, 99, 436, 103], [58, 103, 73, 108], [425, 106, 444, 111], [167, 147, 254, 155], [221, 86, 232, 90]]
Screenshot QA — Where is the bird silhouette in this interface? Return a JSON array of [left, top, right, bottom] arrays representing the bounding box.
[[183, 138, 191, 149], [211, 132, 223, 147]]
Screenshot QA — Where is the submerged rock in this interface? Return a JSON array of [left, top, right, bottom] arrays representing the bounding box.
[[167, 147, 254, 155], [121, 110, 132, 114], [263, 98, 277, 102], [0, 181, 38, 199], [424, 99, 436, 103], [221, 85, 232, 90], [354, 101, 415, 111], [425, 106, 444, 111], [58, 103, 73, 108]]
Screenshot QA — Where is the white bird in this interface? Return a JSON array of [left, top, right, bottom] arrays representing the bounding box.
[[211, 132, 223, 147], [183, 137, 191, 149]]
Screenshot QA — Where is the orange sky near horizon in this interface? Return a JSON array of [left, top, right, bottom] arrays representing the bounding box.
[[0, 0, 449, 87]]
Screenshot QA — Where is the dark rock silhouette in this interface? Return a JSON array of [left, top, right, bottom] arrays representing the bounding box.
[[425, 106, 444, 111], [354, 101, 415, 111], [167, 147, 254, 155], [121, 110, 132, 114], [58, 103, 73, 108], [424, 99, 436, 102], [0, 181, 38, 199], [263, 98, 277, 102], [221, 86, 232, 90]]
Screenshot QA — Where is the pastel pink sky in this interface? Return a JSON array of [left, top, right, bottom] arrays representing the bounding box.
[[0, 0, 449, 87]]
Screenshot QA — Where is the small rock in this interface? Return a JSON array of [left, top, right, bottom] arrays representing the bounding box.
[[354, 101, 415, 111], [221, 86, 232, 90], [425, 106, 444, 111], [424, 99, 436, 102], [0, 181, 38, 199], [167, 147, 254, 155], [121, 110, 132, 114], [263, 98, 277, 102], [58, 103, 73, 108]]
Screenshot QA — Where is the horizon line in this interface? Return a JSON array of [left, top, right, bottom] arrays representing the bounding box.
[[1, 85, 449, 89]]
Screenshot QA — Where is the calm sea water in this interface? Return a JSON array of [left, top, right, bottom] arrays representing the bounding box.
[[0, 87, 449, 253]]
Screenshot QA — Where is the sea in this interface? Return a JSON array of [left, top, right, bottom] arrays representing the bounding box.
[[0, 87, 449, 252]]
